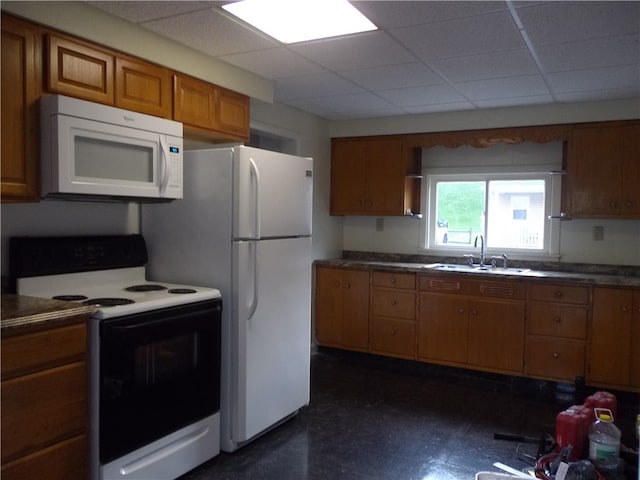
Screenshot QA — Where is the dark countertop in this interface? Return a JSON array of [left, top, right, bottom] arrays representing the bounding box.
[[1, 294, 96, 336], [314, 257, 640, 288]]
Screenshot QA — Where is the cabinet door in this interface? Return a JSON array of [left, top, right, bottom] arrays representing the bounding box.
[[330, 139, 366, 214], [215, 86, 250, 141], [620, 123, 640, 216], [467, 299, 525, 374], [315, 266, 369, 350], [115, 57, 171, 118], [589, 287, 632, 387], [364, 138, 405, 215], [370, 316, 415, 359], [46, 33, 114, 104], [173, 74, 250, 142], [1, 14, 40, 203], [632, 290, 640, 389], [418, 292, 468, 364], [525, 337, 585, 382]]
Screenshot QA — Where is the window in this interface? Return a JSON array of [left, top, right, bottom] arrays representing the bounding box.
[[422, 142, 563, 259]]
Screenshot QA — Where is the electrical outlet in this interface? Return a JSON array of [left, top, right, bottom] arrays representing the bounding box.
[[593, 225, 604, 241], [376, 218, 384, 232]]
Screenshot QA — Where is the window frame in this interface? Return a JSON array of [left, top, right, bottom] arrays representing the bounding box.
[[422, 170, 562, 260]]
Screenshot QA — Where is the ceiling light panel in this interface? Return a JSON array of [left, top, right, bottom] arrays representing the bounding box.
[[222, 0, 377, 44]]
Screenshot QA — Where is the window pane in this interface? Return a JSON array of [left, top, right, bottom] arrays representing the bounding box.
[[487, 180, 545, 249], [435, 181, 485, 246]]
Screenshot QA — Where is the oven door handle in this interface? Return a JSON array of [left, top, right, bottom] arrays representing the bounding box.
[[104, 306, 221, 336]]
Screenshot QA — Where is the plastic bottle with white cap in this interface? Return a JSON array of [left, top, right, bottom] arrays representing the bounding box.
[[588, 408, 621, 461]]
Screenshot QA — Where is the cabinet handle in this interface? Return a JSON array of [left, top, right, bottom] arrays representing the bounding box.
[[471, 309, 478, 316], [553, 352, 559, 358], [390, 329, 396, 336], [345, 283, 351, 289], [459, 308, 465, 314], [391, 299, 397, 306], [621, 306, 628, 313], [391, 277, 396, 284], [553, 316, 562, 324]]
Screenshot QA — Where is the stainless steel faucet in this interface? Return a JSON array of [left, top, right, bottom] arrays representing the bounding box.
[[474, 234, 485, 266]]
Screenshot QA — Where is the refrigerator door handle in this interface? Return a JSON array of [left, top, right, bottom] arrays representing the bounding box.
[[249, 157, 261, 239], [248, 240, 259, 320]]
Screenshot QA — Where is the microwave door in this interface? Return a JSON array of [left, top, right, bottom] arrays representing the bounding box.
[[47, 115, 164, 199]]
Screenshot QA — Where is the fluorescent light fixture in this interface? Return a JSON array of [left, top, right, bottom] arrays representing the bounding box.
[[222, 0, 377, 44]]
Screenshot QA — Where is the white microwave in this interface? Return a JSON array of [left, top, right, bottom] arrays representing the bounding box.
[[40, 94, 183, 202]]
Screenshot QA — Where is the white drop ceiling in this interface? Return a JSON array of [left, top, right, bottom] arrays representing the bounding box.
[[88, 1, 640, 120]]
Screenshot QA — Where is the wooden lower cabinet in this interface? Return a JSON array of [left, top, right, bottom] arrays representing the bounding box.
[[1, 322, 88, 479], [370, 272, 416, 359], [418, 275, 525, 375], [525, 283, 590, 383], [589, 287, 640, 391], [315, 266, 370, 351]]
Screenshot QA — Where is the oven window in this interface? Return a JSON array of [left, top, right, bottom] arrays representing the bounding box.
[[99, 300, 221, 464], [134, 333, 199, 386]]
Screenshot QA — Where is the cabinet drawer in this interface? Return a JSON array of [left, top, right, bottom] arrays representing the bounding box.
[[526, 337, 585, 381], [1, 361, 86, 463], [529, 283, 590, 304], [1, 434, 86, 480], [527, 304, 588, 339], [370, 317, 416, 359], [371, 288, 415, 319], [1, 323, 86, 379], [372, 271, 415, 290]]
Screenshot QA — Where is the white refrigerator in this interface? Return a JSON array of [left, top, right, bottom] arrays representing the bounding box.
[[142, 146, 312, 452]]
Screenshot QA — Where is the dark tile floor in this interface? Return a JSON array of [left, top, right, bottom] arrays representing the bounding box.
[[181, 348, 639, 480]]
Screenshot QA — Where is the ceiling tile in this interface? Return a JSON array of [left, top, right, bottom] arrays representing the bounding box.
[[274, 73, 363, 101], [430, 49, 539, 82], [220, 47, 325, 79], [88, 1, 211, 23], [353, 1, 507, 29], [546, 65, 640, 93], [516, 1, 640, 46], [536, 35, 640, 73], [455, 75, 550, 100], [340, 63, 443, 90], [142, 8, 277, 57], [290, 31, 417, 71], [377, 84, 468, 107], [392, 10, 525, 60]]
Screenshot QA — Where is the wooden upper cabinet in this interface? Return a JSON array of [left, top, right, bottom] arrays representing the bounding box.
[[173, 73, 249, 142], [115, 57, 171, 118], [331, 137, 412, 215], [1, 14, 41, 203], [565, 121, 640, 218], [46, 33, 114, 104]]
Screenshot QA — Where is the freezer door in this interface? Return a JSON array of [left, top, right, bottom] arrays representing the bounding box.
[[234, 146, 312, 239], [232, 236, 311, 443]]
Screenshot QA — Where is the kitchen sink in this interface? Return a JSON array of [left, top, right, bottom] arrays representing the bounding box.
[[426, 263, 531, 275]]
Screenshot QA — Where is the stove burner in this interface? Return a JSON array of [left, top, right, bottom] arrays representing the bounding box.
[[168, 288, 197, 294], [124, 284, 168, 292], [52, 295, 88, 301], [84, 297, 135, 307]]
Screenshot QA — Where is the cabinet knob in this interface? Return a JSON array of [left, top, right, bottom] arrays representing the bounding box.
[[621, 306, 628, 313], [391, 299, 397, 306], [459, 308, 465, 314], [390, 329, 396, 336], [345, 283, 351, 289], [391, 277, 396, 284], [553, 352, 559, 358], [554, 291, 563, 298], [553, 316, 562, 324], [471, 309, 478, 316]]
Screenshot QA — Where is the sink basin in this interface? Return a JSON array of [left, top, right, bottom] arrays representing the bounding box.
[[427, 263, 530, 275]]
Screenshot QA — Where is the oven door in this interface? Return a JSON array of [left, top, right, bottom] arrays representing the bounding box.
[[99, 299, 221, 464]]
